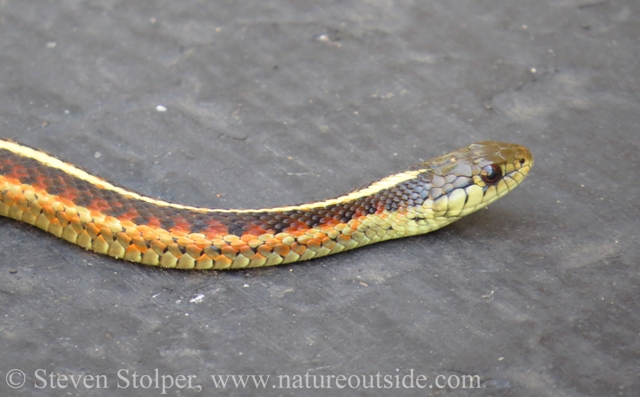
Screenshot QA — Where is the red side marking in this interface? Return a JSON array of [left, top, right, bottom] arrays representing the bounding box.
[[115, 208, 141, 222], [203, 219, 229, 236], [30, 175, 47, 191], [283, 222, 310, 234], [57, 186, 79, 206], [8, 162, 28, 179], [171, 216, 193, 234], [354, 208, 366, 218], [204, 232, 224, 240], [87, 197, 112, 212], [322, 218, 340, 227], [245, 225, 269, 236], [6, 164, 28, 181], [146, 216, 162, 229]]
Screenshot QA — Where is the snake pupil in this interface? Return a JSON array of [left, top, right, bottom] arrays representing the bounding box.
[[481, 164, 502, 184]]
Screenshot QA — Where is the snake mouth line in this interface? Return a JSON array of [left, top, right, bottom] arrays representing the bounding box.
[[0, 138, 532, 269]]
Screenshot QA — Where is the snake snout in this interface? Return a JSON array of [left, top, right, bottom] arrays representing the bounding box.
[[508, 144, 533, 183], [514, 145, 534, 169]]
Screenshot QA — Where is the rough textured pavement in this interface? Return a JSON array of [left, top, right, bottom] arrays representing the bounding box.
[[0, 1, 638, 396]]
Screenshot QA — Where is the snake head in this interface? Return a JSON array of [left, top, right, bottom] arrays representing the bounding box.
[[410, 141, 533, 224]]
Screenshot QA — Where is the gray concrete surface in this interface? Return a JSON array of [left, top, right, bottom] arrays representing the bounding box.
[[0, 1, 638, 396]]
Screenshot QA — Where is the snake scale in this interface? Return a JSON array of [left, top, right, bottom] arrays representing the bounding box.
[[0, 138, 532, 269]]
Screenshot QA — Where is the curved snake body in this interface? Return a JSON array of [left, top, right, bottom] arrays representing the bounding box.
[[0, 139, 532, 269]]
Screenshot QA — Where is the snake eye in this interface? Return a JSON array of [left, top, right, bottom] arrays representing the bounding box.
[[480, 164, 503, 184]]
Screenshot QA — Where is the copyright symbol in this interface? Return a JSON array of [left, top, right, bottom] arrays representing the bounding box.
[[6, 369, 26, 388]]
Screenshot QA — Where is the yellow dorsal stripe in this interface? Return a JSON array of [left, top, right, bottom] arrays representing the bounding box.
[[0, 139, 422, 213]]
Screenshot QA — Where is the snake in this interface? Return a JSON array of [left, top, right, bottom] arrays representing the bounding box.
[[0, 138, 532, 270]]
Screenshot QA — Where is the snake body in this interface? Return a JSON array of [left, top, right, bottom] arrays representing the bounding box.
[[0, 138, 532, 269]]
